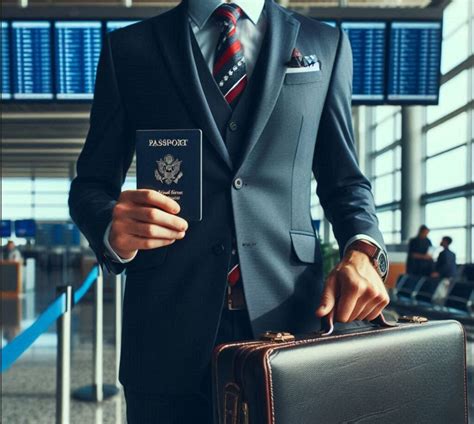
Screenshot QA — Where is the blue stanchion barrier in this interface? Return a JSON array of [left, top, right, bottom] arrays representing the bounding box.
[[1, 295, 66, 372], [0, 266, 99, 373], [74, 266, 99, 304]]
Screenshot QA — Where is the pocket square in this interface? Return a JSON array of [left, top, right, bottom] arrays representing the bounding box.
[[285, 64, 321, 73], [286, 48, 321, 71]]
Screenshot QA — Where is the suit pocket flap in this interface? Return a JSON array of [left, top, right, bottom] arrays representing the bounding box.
[[290, 231, 320, 263], [284, 70, 322, 85]]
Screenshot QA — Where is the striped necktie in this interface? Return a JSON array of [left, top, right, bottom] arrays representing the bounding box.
[[213, 3, 248, 108]]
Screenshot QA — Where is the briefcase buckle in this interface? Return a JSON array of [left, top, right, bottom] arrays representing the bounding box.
[[398, 315, 429, 324], [260, 331, 296, 343]]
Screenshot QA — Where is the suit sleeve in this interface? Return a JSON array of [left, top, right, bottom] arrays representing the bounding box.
[[312, 29, 385, 257], [68, 33, 135, 274]]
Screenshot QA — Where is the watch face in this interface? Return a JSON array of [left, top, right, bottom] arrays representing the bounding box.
[[378, 252, 388, 275]]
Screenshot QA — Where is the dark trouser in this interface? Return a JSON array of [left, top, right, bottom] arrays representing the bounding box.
[[124, 307, 254, 424]]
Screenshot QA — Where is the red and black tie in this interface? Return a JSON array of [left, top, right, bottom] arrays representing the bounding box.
[[213, 3, 248, 108]]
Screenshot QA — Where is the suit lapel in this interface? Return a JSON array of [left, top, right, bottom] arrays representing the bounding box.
[[238, 0, 300, 170], [151, 2, 233, 170]]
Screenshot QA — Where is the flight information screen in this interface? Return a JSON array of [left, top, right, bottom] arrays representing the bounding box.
[[106, 20, 139, 32], [1, 21, 11, 100], [55, 21, 102, 100], [388, 21, 442, 103], [11, 21, 53, 100], [341, 21, 386, 103]]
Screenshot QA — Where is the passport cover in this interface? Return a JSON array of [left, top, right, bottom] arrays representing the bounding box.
[[136, 129, 202, 221]]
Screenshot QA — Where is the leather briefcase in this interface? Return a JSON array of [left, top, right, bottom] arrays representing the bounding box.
[[212, 315, 468, 424]]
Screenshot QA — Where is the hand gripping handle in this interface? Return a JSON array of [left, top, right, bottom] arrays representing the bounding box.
[[319, 309, 397, 337]]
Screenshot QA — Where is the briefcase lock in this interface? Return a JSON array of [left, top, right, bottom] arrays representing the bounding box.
[[398, 315, 429, 324], [260, 331, 296, 343]]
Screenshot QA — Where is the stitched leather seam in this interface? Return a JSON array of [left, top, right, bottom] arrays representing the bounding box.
[[214, 341, 262, 424], [450, 320, 469, 423]]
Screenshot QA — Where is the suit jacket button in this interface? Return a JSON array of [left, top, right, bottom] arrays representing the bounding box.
[[212, 244, 225, 256], [233, 178, 243, 190], [228, 121, 238, 132]]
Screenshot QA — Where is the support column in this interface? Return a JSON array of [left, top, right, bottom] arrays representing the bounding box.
[[401, 106, 424, 242]]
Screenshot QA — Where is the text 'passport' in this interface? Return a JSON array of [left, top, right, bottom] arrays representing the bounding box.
[[136, 129, 202, 221]]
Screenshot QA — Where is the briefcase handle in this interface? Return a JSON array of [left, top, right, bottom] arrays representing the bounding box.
[[319, 310, 397, 337]]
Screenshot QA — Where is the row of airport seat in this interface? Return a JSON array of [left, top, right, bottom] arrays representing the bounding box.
[[390, 274, 474, 323]]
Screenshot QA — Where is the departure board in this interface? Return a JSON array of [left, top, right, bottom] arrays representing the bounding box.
[[1, 21, 11, 100], [106, 20, 139, 32], [342, 22, 386, 103], [388, 21, 442, 103], [12, 21, 53, 100], [55, 21, 102, 100]]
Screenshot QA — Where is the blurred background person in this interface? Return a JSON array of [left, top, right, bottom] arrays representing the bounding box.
[[406, 225, 434, 276], [1, 240, 22, 263], [432, 236, 457, 279]]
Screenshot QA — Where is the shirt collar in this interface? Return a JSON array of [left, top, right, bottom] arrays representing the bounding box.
[[187, 0, 265, 29]]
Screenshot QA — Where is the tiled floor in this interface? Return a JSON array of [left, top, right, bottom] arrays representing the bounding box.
[[1, 265, 473, 423]]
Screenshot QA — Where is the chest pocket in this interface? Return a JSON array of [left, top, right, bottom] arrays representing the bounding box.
[[284, 70, 323, 85]]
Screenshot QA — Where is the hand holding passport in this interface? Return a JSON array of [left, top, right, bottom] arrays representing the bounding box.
[[108, 189, 188, 260], [108, 129, 201, 260]]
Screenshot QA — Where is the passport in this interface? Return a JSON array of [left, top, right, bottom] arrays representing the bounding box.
[[136, 129, 202, 221]]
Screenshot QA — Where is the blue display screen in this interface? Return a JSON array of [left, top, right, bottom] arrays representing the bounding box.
[[12, 21, 53, 100], [1, 21, 11, 100], [15, 219, 36, 238], [388, 21, 442, 103], [342, 22, 386, 103], [1, 220, 12, 238], [106, 20, 139, 32], [55, 21, 102, 100]]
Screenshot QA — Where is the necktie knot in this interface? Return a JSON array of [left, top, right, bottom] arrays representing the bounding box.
[[213, 3, 244, 27]]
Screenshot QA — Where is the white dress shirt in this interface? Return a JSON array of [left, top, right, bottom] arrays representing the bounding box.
[[104, 0, 385, 266]]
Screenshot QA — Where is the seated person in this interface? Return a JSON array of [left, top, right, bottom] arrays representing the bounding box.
[[432, 236, 457, 279]]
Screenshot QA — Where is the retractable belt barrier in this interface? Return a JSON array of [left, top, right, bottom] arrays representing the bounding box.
[[0, 265, 122, 424], [1, 266, 98, 373]]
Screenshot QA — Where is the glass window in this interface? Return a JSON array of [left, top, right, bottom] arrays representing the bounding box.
[[2, 178, 33, 193], [377, 210, 394, 233], [442, 23, 470, 74], [426, 146, 467, 193], [374, 116, 397, 150], [375, 150, 394, 176], [425, 197, 467, 229], [34, 206, 70, 221], [35, 178, 70, 192], [443, 0, 469, 38], [426, 112, 468, 156], [1, 204, 34, 220], [375, 106, 400, 123], [122, 175, 137, 191], [374, 174, 395, 205], [427, 70, 469, 123]]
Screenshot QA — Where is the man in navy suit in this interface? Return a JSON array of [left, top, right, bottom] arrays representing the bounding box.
[[69, 0, 390, 421]]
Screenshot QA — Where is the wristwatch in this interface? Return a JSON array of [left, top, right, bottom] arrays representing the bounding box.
[[347, 240, 389, 281]]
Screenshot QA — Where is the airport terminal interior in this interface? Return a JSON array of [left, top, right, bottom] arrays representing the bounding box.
[[1, 0, 473, 422]]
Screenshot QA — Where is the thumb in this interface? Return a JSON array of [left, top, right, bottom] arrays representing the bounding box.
[[315, 276, 337, 317]]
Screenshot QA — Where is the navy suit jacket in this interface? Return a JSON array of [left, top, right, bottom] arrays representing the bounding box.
[[68, 0, 385, 393], [436, 249, 457, 279]]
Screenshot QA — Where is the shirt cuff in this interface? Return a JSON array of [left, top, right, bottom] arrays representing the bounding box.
[[103, 221, 137, 264], [343, 234, 385, 256]]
